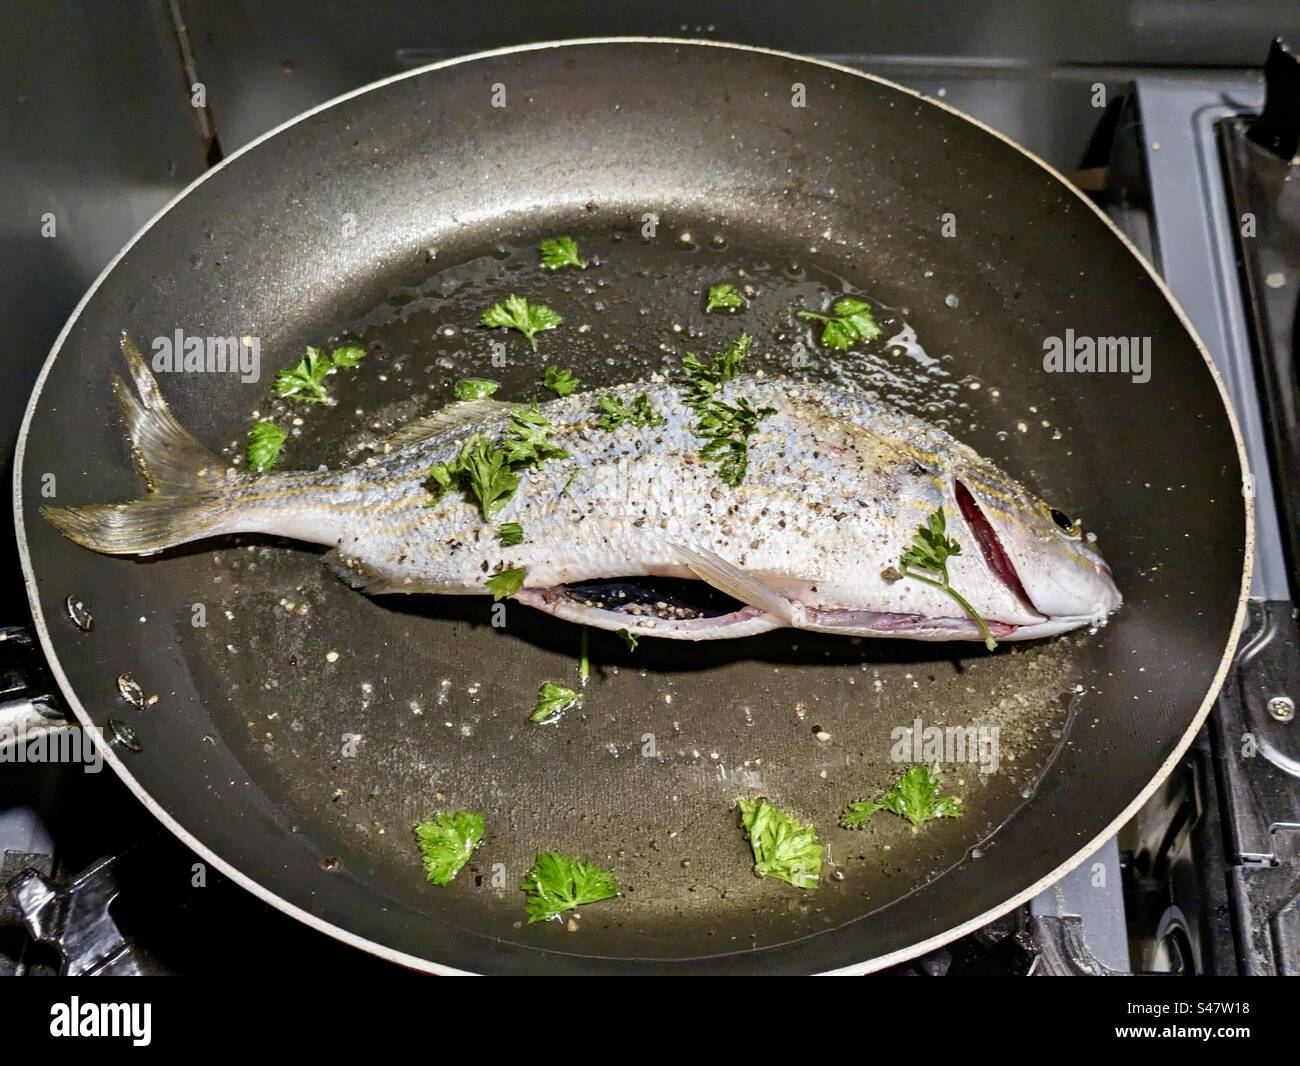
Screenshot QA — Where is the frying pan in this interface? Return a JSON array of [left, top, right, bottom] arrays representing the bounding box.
[[14, 39, 1250, 974]]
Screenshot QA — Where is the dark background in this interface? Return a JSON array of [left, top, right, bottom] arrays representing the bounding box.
[[4, 0, 1299, 612]]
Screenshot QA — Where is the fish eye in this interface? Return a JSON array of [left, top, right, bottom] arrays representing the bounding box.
[[1046, 506, 1082, 538]]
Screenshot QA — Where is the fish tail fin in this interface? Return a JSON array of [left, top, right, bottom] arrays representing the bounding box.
[[112, 333, 225, 493], [41, 494, 231, 556], [41, 333, 236, 555]]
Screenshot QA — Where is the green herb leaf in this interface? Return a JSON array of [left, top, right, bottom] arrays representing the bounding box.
[[797, 296, 882, 350], [543, 365, 580, 397], [680, 335, 772, 487], [840, 800, 885, 828], [486, 565, 526, 601], [454, 377, 499, 401], [481, 294, 562, 351], [618, 628, 638, 653], [693, 396, 775, 487], [330, 344, 367, 368], [414, 810, 485, 885], [498, 521, 524, 546], [274, 346, 335, 404], [456, 436, 522, 520], [530, 681, 579, 724], [246, 419, 287, 473], [682, 333, 753, 411], [735, 797, 823, 889], [595, 392, 665, 431], [705, 282, 746, 313], [842, 766, 963, 829], [502, 402, 568, 466], [521, 851, 617, 923], [899, 507, 997, 650], [538, 236, 587, 271]]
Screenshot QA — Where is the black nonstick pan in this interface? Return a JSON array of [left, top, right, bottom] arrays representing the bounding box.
[[14, 39, 1250, 974]]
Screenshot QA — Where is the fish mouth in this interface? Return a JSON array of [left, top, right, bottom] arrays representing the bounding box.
[[954, 479, 1038, 615]]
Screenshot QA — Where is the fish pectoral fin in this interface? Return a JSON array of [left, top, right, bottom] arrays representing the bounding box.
[[667, 544, 794, 624], [322, 549, 401, 595], [380, 399, 514, 449]]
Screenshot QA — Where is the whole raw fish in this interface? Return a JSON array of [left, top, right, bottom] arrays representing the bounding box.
[[42, 337, 1121, 643]]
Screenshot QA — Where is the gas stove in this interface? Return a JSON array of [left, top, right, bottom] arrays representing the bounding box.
[[2, 3, 1298, 976]]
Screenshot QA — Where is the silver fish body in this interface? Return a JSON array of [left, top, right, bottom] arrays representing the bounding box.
[[43, 340, 1121, 643]]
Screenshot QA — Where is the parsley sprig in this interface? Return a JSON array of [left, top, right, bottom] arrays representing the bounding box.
[[273, 347, 332, 404], [797, 296, 882, 350], [736, 797, 823, 889], [428, 436, 519, 520], [486, 565, 526, 601], [530, 681, 579, 724], [682, 332, 752, 408], [454, 377, 499, 401], [481, 294, 562, 351], [681, 334, 773, 487], [414, 810, 485, 885], [595, 392, 664, 431], [426, 404, 567, 519], [694, 396, 774, 487], [538, 236, 587, 271], [841, 766, 963, 829], [501, 403, 568, 465], [246, 420, 286, 473], [273, 344, 367, 404], [521, 852, 618, 923], [899, 507, 997, 650], [705, 282, 746, 313], [543, 365, 580, 397]]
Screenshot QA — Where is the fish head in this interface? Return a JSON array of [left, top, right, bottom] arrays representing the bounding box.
[[952, 467, 1121, 637]]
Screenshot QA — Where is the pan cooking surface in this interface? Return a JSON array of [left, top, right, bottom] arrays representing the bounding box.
[[184, 217, 1087, 955], [17, 41, 1247, 972]]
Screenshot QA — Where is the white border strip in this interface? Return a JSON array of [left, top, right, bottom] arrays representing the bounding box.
[[12, 37, 1253, 976]]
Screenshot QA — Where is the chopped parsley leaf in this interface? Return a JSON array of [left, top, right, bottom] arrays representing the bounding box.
[[246, 420, 286, 473], [595, 392, 665, 431], [543, 365, 580, 397], [538, 236, 587, 271], [457, 436, 522, 520], [454, 377, 499, 401], [273, 346, 334, 404], [682, 333, 752, 410], [486, 565, 526, 601], [502, 402, 568, 466], [414, 810, 484, 885], [705, 282, 746, 313], [329, 344, 367, 368], [480, 294, 562, 351], [530, 681, 579, 724], [693, 395, 774, 487], [900, 507, 997, 650], [736, 797, 823, 889], [797, 296, 882, 350], [521, 852, 618, 923], [841, 766, 963, 829], [498, 521, 525, 546], [681, 334, 772, 486]]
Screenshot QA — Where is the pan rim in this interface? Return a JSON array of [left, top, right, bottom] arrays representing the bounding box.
[[12, 35, 1254, 976]]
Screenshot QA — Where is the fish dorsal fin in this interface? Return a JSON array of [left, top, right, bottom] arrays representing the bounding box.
[[380, 399, 512, 449]]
